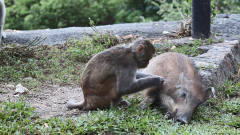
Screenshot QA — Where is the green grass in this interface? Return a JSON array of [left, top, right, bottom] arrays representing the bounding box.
[[0, 32, 119, 84], [155, 39, 204, 57], [0, 35, 239, 134], [0, 90, 240, 134], [67, 31, 119, 62], [0, 78, 239, 134], [155, 38, 224, 57], [221, 80, 240, 97], [0, 44, 83, 84]]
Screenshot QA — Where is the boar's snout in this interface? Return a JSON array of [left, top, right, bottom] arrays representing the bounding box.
[[175, 112, 192, 124]]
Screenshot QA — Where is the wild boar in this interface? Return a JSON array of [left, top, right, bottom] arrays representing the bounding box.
[[140, 52, 211, 124]]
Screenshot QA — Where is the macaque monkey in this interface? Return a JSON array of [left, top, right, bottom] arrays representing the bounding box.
[[67, 39, 164, 110], [0, 0, 6, 44]]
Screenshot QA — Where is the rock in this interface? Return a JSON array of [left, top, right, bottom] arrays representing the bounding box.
[[123, 34, 134, 41], [167, 37, 196, 46], [15, 83, 29, 95], [6, 84, 15, 89], [23, 77, 36, 82], [162, 31, 170, 35], [192, 40, 240, 88], [171, 45, 176, 50], [197, 45, 213, 53], [212, 14, 240, 40], [3, 14, 240, 46], [3, 21, 180, 46]]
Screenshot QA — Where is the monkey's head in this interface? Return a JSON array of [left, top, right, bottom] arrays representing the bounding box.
[[131, 39, 156, 68]]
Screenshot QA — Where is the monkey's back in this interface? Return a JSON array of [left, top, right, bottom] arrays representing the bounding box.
[[80, 46, 133, 98]]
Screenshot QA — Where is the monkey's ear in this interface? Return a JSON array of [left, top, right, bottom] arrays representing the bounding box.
[[136, 44, 144, 53]]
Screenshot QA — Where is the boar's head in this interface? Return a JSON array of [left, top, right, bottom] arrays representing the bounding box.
[[160, 73, 211, 124]]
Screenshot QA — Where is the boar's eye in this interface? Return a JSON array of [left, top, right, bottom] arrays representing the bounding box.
[[181, 92, 187, 98]]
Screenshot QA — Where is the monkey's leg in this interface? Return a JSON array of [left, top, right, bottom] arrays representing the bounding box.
[[66, 99, 85, 110], [136, 72, 151, 79], [136, 72, 162, 79]]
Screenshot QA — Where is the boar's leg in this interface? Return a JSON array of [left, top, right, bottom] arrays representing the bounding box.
[[139, 87, 160, 109], [112, 97, 130, 107], [139, 96, 156, 109]]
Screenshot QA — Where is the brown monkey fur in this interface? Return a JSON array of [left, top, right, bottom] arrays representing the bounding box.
[[67, 39, 164, 110]]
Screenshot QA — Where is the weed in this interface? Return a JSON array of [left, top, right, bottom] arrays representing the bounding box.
[[222, 81, 240, 97], [198, 63, 215, 71], [155, 39, 203, 57], [0, 32, 239, 134], [221, 99, 240, 114], [1, 96, 240, 134], [173, 40, 203, 57], [67, 32, 119, 62], [0, 102, 38, 134], [1, 72, 240, 134], [0, 44, 36, 66], [0, 32, 119, 84]]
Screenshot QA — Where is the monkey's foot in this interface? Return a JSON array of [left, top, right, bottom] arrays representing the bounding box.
[[66, 99, 84, 110]]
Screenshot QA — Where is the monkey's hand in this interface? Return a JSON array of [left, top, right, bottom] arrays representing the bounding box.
[[136, 72, 165, 86], [148, 76, 164, 87]]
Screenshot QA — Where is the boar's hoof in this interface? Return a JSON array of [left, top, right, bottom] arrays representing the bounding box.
[[164, 112, 171, 119], [175, 117, 189, 124], [139, 97, 155, 109], [117, 99, 130, 107]]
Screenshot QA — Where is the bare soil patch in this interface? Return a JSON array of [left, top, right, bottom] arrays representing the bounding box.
[[0, 83, 85, 119]]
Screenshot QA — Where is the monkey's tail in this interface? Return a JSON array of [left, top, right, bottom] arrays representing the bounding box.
[[66, 100, 85, 110]]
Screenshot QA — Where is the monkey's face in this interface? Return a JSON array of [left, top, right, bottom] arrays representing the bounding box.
[[136, 55, 151, 68], [134, 40, 155, 68]]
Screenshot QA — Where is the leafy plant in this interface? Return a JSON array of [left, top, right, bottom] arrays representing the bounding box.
[[222, 81, 240, 97], [5, 0, 160, 30], [152, 0, 192, 21], [67, 31, 119, 62], [0, 31, 119, 83], [155, 39, 203, 57]]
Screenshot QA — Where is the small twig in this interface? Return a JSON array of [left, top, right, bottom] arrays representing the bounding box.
[[26, 36, 47, 46], [176, 2, 185, 20]]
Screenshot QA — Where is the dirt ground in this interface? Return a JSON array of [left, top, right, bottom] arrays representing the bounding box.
[[0, 83, 86, 119]]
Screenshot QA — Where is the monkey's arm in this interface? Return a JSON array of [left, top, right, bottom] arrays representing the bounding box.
[[116, 70, 164, 96], [136, 72, 155, 79], [136, 72, 164, 80]]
